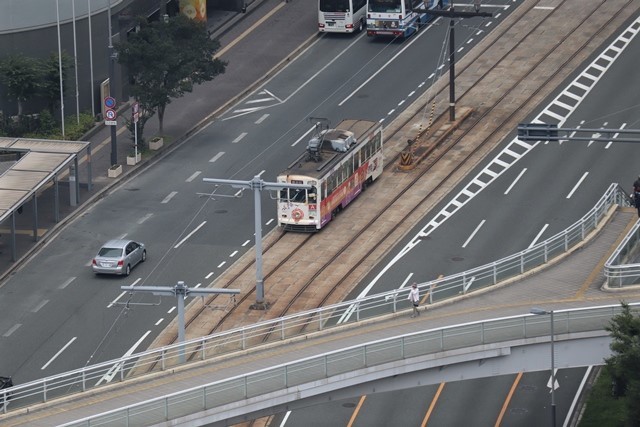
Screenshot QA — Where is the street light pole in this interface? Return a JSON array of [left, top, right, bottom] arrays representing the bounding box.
[[531, 308, 556, 427], [107, 0, 117, 166]]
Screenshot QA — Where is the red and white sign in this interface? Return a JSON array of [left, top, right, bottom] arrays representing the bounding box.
[[132, 102, 140, 123]]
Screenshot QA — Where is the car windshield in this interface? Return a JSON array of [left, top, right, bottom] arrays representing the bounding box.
[[98, 247, 123, 257]]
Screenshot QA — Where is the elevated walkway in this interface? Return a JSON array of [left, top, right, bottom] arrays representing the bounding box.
[[2, 206, 640, 426]]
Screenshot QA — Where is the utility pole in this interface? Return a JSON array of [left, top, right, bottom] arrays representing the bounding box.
[[420, 2, 492, 121], [120, 281, 239, 363], [202, 176, 310, 310]]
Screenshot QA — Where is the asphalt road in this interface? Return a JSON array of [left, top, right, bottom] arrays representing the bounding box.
[[0, 0, 518, 383]]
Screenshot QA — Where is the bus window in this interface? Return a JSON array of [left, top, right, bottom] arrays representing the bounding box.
[[320, 0, 350, 12]]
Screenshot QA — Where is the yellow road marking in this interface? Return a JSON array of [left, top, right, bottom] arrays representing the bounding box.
[[495, 372, 522, 426], [347, 395, 366, 427], [421, 274, 443, 304], [421, 381, 445, 426], [214, 2, 287, 59], [0, 228, 48, 237]]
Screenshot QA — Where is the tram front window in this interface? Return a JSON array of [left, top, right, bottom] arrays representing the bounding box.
[[280, 188, 307, 203]]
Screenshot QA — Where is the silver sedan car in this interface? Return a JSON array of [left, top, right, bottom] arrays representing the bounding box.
[[92, 239, 146, 276]]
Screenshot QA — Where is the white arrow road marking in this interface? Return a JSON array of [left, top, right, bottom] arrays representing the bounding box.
[[96, 331, 151, 386]]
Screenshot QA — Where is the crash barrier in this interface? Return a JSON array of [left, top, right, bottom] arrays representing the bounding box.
[[59, 303, 637, 426], [604, 216, 640, 287], [0, 183, 630, 414]]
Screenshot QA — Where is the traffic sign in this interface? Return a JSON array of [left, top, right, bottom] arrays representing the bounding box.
[[104, 96, 116, 109], [132, 102, 140, 123], [104, 108, 117, 126]]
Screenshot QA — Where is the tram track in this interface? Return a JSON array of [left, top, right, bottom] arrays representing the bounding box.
[[152, 0, 637, 358]]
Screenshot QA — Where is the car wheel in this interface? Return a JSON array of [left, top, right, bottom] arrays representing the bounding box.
[[141, 250, 147, 262], [125, 264, 131, 276]]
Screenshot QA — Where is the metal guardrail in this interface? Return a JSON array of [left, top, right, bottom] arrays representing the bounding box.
[[0, 183, 630, 415], [604, 216, 640, 287], [59, 303, 638, 427]]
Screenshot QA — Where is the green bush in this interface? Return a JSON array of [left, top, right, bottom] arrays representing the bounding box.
[[580, 368, 627, 427]]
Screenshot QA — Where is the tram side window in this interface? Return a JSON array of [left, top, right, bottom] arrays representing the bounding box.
[[309, 187, 317, 201], [279, 188, 288, 200]]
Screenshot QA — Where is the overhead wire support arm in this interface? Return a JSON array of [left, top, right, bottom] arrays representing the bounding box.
[[120, 282, 239, 363], [517, 123, 640, 143]]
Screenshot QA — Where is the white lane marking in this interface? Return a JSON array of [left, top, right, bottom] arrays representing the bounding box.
[[563, 366, 592, 427], [232, 132, 248, 143], [137, 213, 154, 224], [174, 221, 207, 249], [566, 172, 588, 199], [280, 411, 292, 427], [242, 240, 250, 247], [529, 224, 549, 248], [462, 219, 486, 248], [209, 152, 225, 163], [266, 218, 274, 225], [385, 273, 414, 301], [258, 170, 266, 177], [168, 307, 176, 314], [217, 261, 226, 268], [205, 272, 214, 279], [292, 126, 316, 147], [255, 114, 269, 124], [186, 171, 202, 182], [246, 98, 273, 104], [58, 277, 76, 289], [108, 278, 142, 308], [547, 368, 560, 391], [155, 318, 164, 326], [96, 331, 151, 385], [339, 19, 442, 106], [3, 324, 21, 337], [504, 168, 527, 195], [31, 300, 49, 313], [194, 283, 202, 288], [42, 337, 76, 370], [230, 251, 238, 258]]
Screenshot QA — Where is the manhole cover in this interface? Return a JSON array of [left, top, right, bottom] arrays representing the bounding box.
[[521, 384, 537, 392], [342, 402, 357, 408], [509, 407, 528, 415], [214, 209, 228, 214], [126, 188, 139, 191], [451, 256, 464, 262]]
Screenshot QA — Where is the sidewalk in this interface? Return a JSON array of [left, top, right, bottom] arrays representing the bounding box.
[[0, 0, 318, 281]]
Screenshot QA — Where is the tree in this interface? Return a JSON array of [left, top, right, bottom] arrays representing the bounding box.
[[39, 52, 73, 114], [115, 15, 227, 134], [0, 54, 42, 116], [605, 301, 640, 426]]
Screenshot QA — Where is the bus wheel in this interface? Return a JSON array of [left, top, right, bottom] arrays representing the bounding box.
[[357, 19, 364, 33]]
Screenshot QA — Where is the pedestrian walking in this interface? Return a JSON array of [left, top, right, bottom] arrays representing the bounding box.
[[408, 283, 420, 317], [632, 175, 640, 217]]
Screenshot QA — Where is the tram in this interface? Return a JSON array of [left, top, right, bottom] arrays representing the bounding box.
[[277, 119, 384, 232], [366, 0, 448, 38]]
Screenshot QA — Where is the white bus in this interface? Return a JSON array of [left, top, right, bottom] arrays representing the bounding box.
[[318, 0, 367, 34]]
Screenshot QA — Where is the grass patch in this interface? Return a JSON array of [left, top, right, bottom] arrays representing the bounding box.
[[580, 367, 627, 427]]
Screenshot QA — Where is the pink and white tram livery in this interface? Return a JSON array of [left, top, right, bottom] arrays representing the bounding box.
[[277, 119, 383, 232]]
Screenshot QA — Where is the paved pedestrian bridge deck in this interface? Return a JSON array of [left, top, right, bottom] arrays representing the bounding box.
[[2, 201, 640, 426]]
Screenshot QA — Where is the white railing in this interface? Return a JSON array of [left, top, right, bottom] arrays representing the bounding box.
[[59, 303, 638, 427], [604, 217, 640, 287], [0, 183, 630, 414]]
